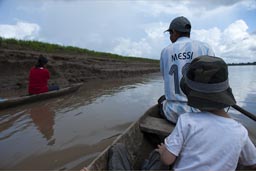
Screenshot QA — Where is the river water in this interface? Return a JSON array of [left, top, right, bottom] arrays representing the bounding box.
[[0, 66, 255, 170]]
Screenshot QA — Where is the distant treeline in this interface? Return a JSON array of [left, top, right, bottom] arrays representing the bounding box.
[[0, 37, 159, 63], [228, 62, 256, 66]]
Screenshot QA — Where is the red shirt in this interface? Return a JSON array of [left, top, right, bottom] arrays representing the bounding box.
[[28, 67, 50, 94]]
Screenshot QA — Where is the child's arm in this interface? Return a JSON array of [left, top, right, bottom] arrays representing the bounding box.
[[156, 143, 176, 165]]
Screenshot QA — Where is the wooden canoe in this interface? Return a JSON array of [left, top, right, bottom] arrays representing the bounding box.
[[0, 83, 83, 110], [85, 105, 256, 170], [86, 104, 175, 170]]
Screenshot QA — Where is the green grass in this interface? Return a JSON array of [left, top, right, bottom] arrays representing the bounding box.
[[0, 37, 159, 63]]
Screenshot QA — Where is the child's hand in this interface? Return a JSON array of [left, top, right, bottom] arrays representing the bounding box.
[[155, 142, 176, 165], [155, 143, 166, 155], [80, 167, 89, 171]]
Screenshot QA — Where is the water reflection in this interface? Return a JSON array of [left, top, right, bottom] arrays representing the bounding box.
[[229, 66, 256, 109], [224, 66, 256, 144], [29, 106, 55, 145], [0, 110, 28, 141]]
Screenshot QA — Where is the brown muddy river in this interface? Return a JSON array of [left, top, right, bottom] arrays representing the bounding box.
[[0, 73, 164, 170], [1, 68, 256, 170]]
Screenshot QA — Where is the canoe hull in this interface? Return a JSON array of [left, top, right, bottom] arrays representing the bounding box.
[[87, 105, 163, 170], [0, 83, 82, 109]]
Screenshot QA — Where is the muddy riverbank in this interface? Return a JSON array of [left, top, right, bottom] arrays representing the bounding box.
[[0, 48, 159, 98]]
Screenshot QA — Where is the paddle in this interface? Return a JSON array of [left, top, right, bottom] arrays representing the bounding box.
[[232, 105, 256, 122]]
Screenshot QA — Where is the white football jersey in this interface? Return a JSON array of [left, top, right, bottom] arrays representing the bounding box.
[[160, 37, 215, 122]]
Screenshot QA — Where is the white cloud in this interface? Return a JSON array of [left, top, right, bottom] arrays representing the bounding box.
[[109, 1, 256, 62], [192, 20, 256, 63], [0, 21, 40, 39], [113, 19, 256, 63], [112, 22, 167, 58], [239, 0, 256, 10], [1, 0, 255, 63], [223, 20, 249, 43], [135, 1, 190, 17], [144, 22, 166, 40], [136, 0, 256, 17], [113, 38, 151, 58]]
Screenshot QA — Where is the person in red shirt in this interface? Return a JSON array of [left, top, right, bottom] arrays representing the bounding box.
[[28, 55, 58, 95]]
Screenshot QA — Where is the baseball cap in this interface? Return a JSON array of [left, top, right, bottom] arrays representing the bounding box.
[[165, 16, 191, 33]]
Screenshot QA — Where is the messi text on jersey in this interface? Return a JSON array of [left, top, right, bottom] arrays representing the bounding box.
[[171, 51, 193, 62]]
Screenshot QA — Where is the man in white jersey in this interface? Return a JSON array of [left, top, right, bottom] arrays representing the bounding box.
[[156, 56, 256, 171], [159, 16, 215, 123]]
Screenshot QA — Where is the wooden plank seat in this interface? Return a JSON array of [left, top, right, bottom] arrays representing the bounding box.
[[139, 116, 175, 137]]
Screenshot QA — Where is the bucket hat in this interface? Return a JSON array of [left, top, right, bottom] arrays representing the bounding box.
[[165, 16, 191, 33], [180, 56, 236, 110]]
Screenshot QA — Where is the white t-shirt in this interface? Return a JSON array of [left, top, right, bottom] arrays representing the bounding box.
[[160, 37, 215, 123], [165, 112, 256, 171]]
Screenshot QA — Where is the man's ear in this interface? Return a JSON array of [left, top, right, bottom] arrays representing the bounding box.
[[173, 30, 180, 37]]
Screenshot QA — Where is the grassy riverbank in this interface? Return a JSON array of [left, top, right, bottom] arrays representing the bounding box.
[[0, 37, 158, 63]]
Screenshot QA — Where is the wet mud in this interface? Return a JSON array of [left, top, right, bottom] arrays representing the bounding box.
[[0, 48, 159, 98]]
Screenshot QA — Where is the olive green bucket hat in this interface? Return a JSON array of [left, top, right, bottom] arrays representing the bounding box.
[[180, 56, 236, 110]]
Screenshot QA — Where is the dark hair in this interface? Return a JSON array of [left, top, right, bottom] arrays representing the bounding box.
[[36, 55, 48, 68], [176, 30, 190, 37]]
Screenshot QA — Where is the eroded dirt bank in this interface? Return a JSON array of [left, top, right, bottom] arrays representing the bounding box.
[[0, 48, 159, 97]]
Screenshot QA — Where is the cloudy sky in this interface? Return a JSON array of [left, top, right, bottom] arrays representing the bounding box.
[[0, 0, 256, 63]]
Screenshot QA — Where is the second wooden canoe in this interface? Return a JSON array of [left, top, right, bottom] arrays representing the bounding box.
[[0, 83, 83, 110]]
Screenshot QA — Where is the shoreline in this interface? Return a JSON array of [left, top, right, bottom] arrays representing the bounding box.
[[0, 48, 159, 98]]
